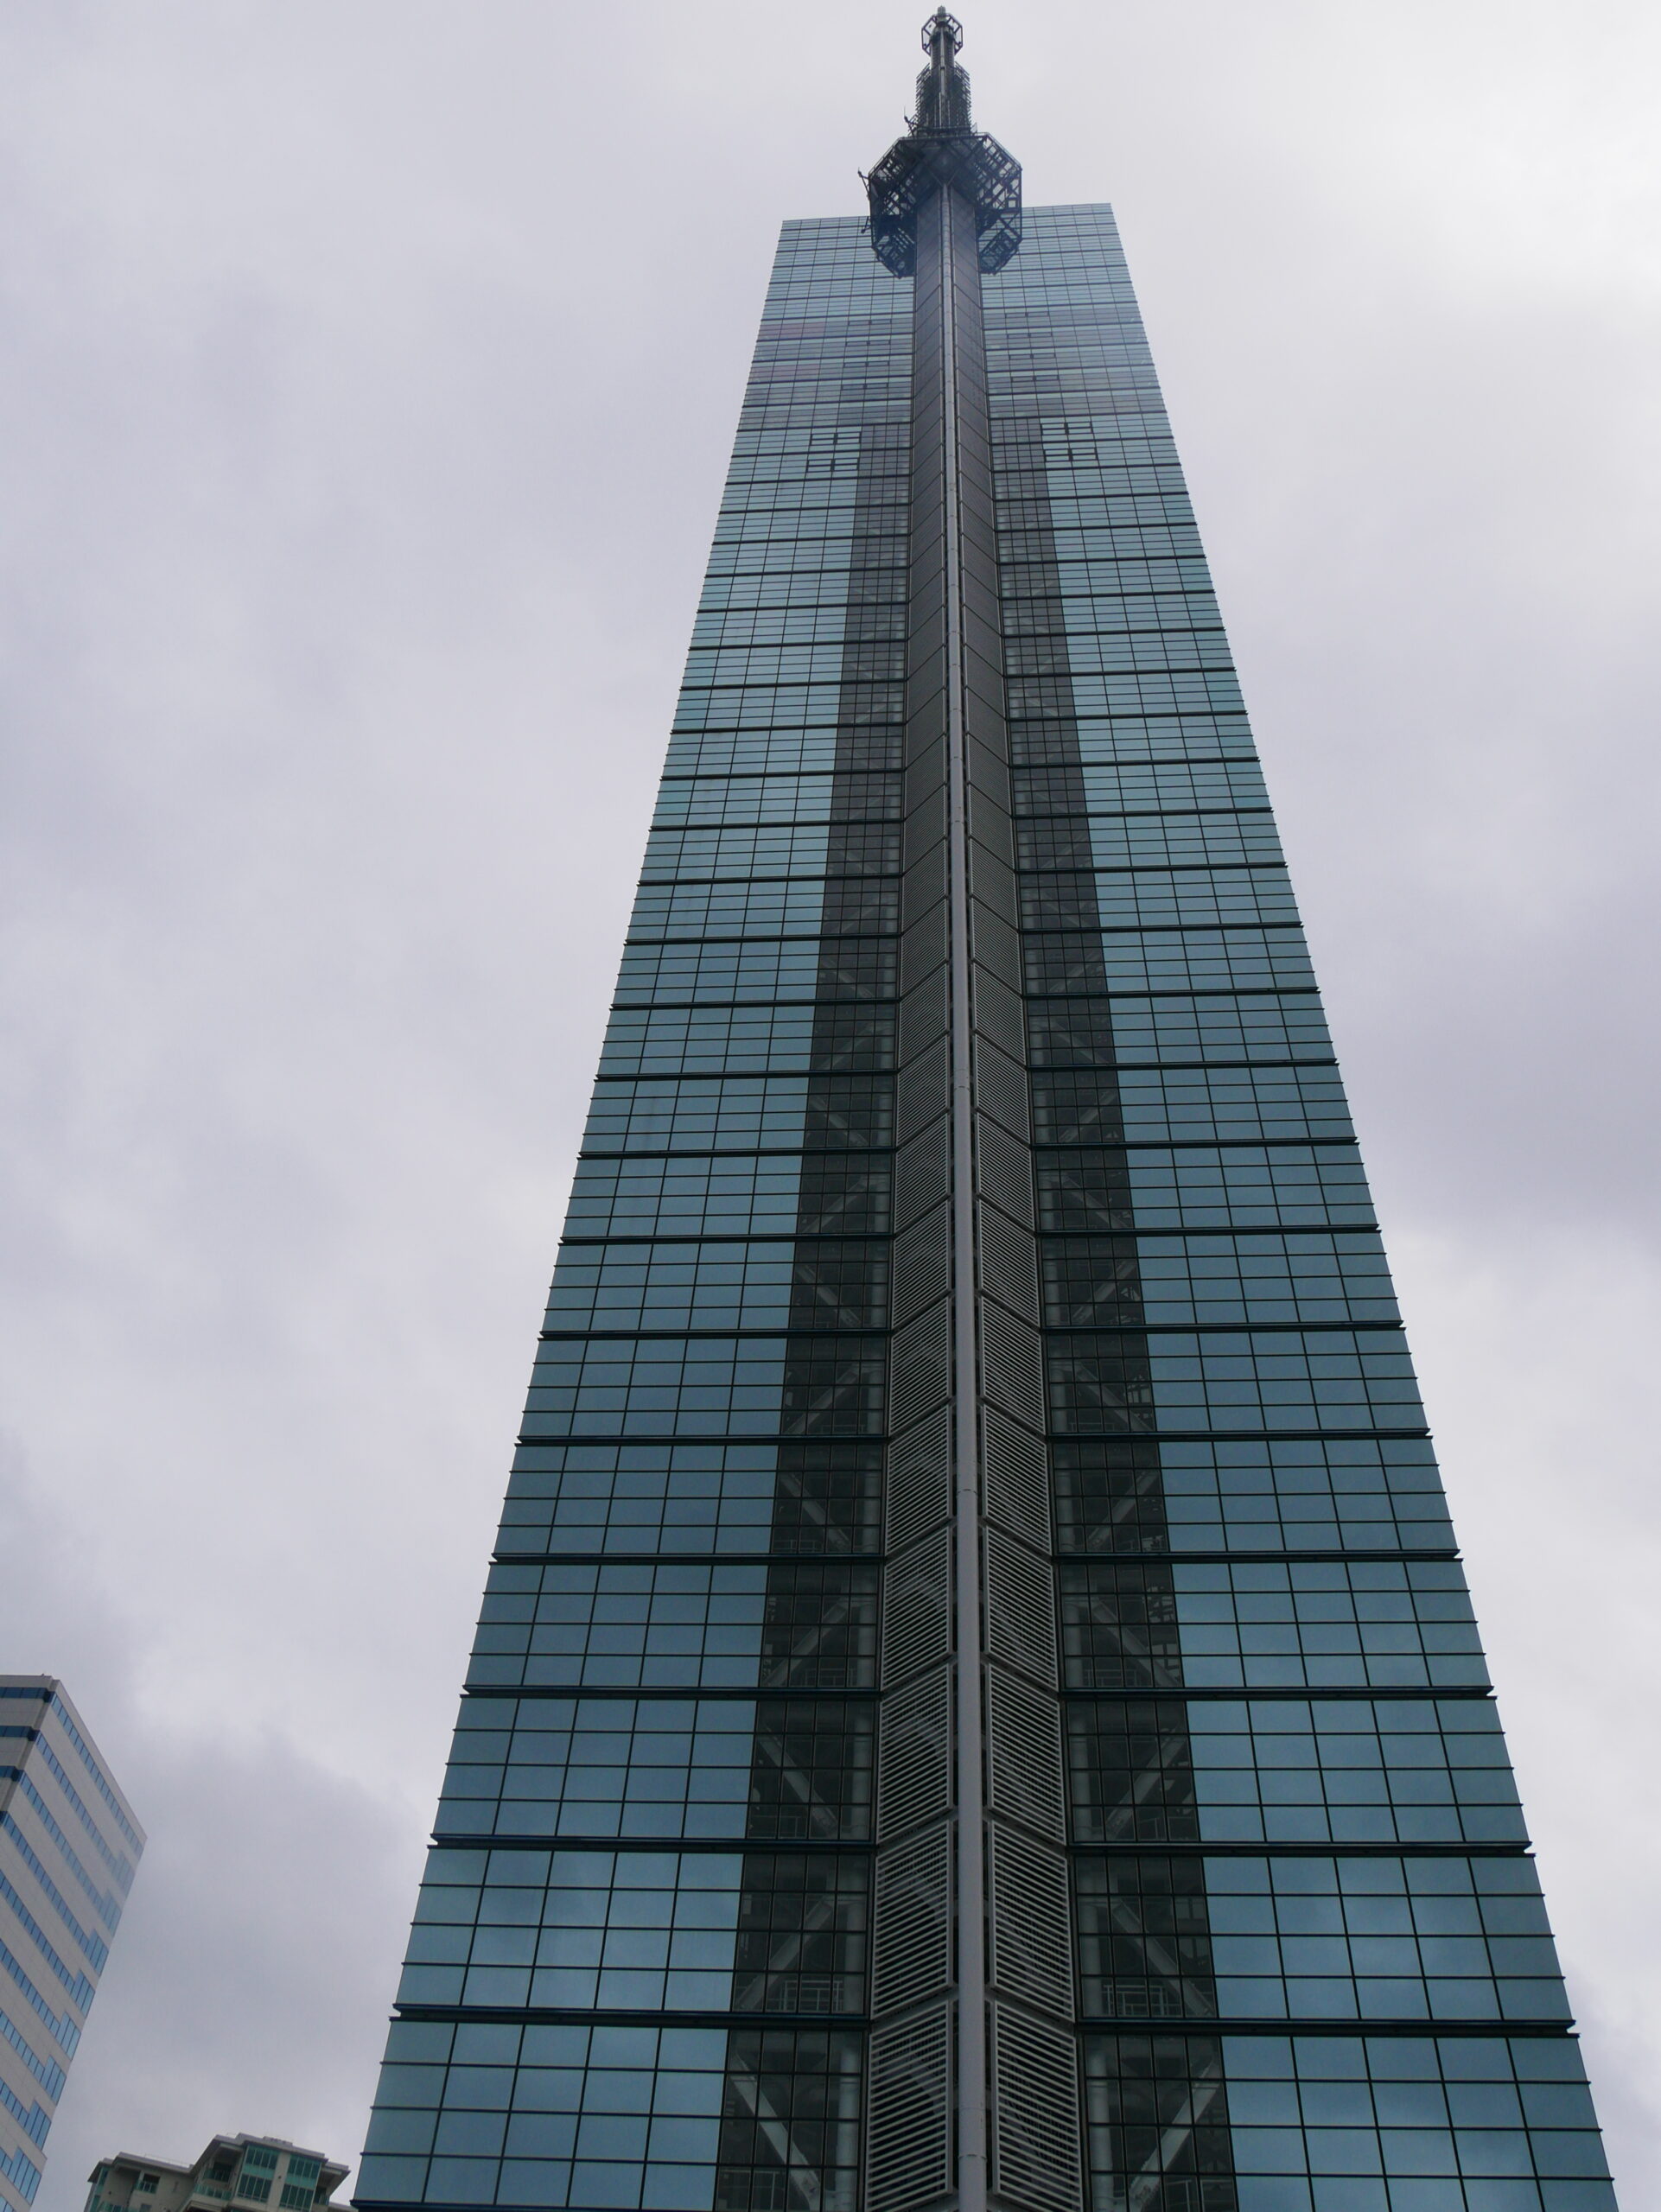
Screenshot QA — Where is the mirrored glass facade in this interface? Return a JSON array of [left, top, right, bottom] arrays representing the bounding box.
[[356, 32, 1618, 2212], [0, 1677, 142, 2212]]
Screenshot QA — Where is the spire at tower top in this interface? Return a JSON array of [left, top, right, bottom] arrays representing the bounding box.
[[864, 14, 1021, 276], [915, 10, 971, 134]]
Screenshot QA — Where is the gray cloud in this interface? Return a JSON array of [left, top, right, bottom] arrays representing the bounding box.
[[0, 1, 1656, 2201]]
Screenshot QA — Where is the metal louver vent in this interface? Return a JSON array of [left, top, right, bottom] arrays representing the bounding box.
[[901, 899, 948, 995], [905, 781, 947, 856], [988, 1825, 1073, 2018], [973, 1036, 1032, 1141], [967, 734, 1012, 809], [894, 1116, 951, 1232], [883, 1529, 952, 1686], [969, 839, 1018, 924], [893, 1203, 953, 1329], [985, 1529, 1057, 1688], [890, 1302, 953, 1434], [972, 963, 1027, 1062], [887, 1405, 953, 1551], [989, 2002, 1083, 2212], [971, 900, 1022, 989], [987, 1667, 1065, 1841], [896, 1036, 951, 1145], [868, 2003, 953, 2212], [900, 969, 949, 1064], [873, 1823, 953, 2014], [976, 1115, 1036, 1230], [977, 1202, 1040, 1324], [879, 1666, 953, 1840], [968, 787, 1015, 868], [982, 1407, 1050, 1549], [904, 739, 946, 818], [901, 843, 947, 929], [979, 1300, 1046, 1435]]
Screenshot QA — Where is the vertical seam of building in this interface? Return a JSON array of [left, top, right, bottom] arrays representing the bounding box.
[[939, 181, 990, 2212]]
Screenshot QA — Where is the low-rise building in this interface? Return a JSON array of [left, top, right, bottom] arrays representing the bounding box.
[[86, 2137, 346, 2212]]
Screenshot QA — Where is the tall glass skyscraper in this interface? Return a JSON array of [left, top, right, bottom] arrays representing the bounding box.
[[354, 18, 1619, 2212], [0, 1677, 141, 2212]]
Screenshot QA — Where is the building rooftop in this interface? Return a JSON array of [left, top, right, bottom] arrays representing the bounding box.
[[86, 2135, 347, 2212]]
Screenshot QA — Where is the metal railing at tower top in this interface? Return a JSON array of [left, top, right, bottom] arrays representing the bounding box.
[[862, 11, 1022, 278]]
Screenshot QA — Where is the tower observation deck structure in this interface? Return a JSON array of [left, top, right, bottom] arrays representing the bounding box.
[[355, 16, 1620, 2212]]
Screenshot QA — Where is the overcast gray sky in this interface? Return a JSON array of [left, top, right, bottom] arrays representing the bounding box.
[[1, 0, 1658, 2202]]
